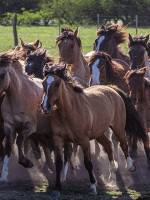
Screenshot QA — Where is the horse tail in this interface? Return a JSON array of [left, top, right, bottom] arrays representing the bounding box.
[[109, 85, 146, 142]]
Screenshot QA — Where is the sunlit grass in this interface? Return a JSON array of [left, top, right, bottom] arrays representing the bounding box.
[[0, 25, 150, 59]]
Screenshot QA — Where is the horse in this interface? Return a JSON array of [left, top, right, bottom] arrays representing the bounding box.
[[88, 51, 150, 164], [0, 53, 56, 185], [25, 48, 54, 79], [56, 26, 90, 87], [128, 34, 150, 71], [89, 51, 130, 93], [40, 64, 142, 197], [125, 67, 150, 142], [85, 24, 130, 64]]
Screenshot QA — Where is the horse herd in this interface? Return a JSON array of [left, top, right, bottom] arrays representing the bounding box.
[[0, 24, 150, 197]]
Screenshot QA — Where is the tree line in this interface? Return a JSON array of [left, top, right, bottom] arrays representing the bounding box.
[[0, 0, 150, 26]]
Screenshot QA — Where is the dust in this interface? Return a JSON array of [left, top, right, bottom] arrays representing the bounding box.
[[2, 140, 150, 189]]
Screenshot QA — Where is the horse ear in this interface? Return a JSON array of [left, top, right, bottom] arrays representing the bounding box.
[[143, 35, 149, 45], [26, 50, 31, 57], [101, 25, 105, 29], [74, 27, 79, 37], [61, 28, 65, 33], [20, 38, 25, 47], [129, 34, 133, 43], [34, 40, 40, 47]]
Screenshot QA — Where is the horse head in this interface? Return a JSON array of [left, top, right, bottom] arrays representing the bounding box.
[[128, 34, 149, 69], [41, 63, 83, 114], [125, 67, 148, 105], [56, 26, 81, 64], [25, 48, 53, 79], [94, 24, 127, 54], [89, 51, 112, 86]]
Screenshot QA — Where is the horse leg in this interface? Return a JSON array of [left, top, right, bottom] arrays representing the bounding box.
[[112, 128, 136, 172], [0, 129, 5, 162], [130, 137, 138, 158], [96, 135, 118, 181], [81, 140, 97, 195], [70, 143, 78, 170], [51, 136, 63, 197], [61, 142, 73, 182], [0, 125, 15, 186], [142, 131, 150, 170], [16, 122, 36, 168]]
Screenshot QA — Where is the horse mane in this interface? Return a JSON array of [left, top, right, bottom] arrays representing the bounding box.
[[97, 24, 128, 45], [128, 36, 148, 48], [0, 53, 24, 73], [44, 64, 83, 93], [88, 51, 111, 66], [56, 26, 82, 48]]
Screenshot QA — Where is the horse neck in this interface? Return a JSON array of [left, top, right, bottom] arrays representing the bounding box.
[[56, 81, 81, 116], [70, 49, 90, 84], [109, 41, 129, 64], [105, 62, 116, 81]]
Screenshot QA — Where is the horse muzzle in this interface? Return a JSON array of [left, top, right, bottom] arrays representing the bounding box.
[[41, 102, 53, 114]]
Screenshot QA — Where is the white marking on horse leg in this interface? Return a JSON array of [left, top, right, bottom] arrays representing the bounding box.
[[91, 59, 100, 86], [127, 156, 136, 172], [0, 155, 10, 182], [61, 162, 69, 182], [90, 183, 97, 195], [96, 36, 105, 51], [109, 160, 118, 181]]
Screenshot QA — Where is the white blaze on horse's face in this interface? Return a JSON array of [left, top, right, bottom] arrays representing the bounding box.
[[91, 59, 100, 86], [96, 35, 105, 51], [43, 76, 54, 109]]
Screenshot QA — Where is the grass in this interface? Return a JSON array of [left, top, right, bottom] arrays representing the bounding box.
[[0, 25, 150, 59]]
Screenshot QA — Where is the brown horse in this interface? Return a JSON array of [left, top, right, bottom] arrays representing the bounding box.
[[0, 53, 54, 185], [125, 67, 150, 134], [56, 26, 90, 86], [93, 24, 130, 64], [41, 64, 139, 197], [88, 51, 150, 163], [89, 51, 129, 93], [128, 34, 150, 70]]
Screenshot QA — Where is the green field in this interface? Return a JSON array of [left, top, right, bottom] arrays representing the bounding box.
[[0, 25, 150, 60]]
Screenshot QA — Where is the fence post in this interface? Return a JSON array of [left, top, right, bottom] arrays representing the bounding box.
[[58, 14, 61, 35], [13, 13, 18, 46], [135, 15, 138, 36], [97, 14, 99, 30]]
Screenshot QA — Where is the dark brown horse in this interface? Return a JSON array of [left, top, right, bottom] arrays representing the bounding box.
[[93, 24, 130, 64], [128, 34, 150, 70], [89, 51, 129, 93], [40, 64, 146, 197], [56, 26, 90, 86], [25, 48, 54, 79], [125, 67, 150, 133]]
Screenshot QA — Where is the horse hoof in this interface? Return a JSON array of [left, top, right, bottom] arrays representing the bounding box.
[[0, 181, 8, 187], [51, 190, 61, 197], [89, 188, 97, 195], [19, 158, 34, 168]]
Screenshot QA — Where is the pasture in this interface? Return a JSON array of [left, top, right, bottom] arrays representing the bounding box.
[[0, 25, 150, 57], [0, 25, 150, 200]]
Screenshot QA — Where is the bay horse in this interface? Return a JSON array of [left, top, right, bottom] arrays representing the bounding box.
[[93, 24, 130, 64], [88, 51, 150, 164], [125, 67, 150, 148], [41, 64, 139, 197], [128, 34, 150, 70], [0, 53, 55, 185], [56, 26, 90, 87]]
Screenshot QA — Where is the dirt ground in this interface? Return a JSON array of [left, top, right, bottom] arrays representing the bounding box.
[[0, 141, 150, 200]]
